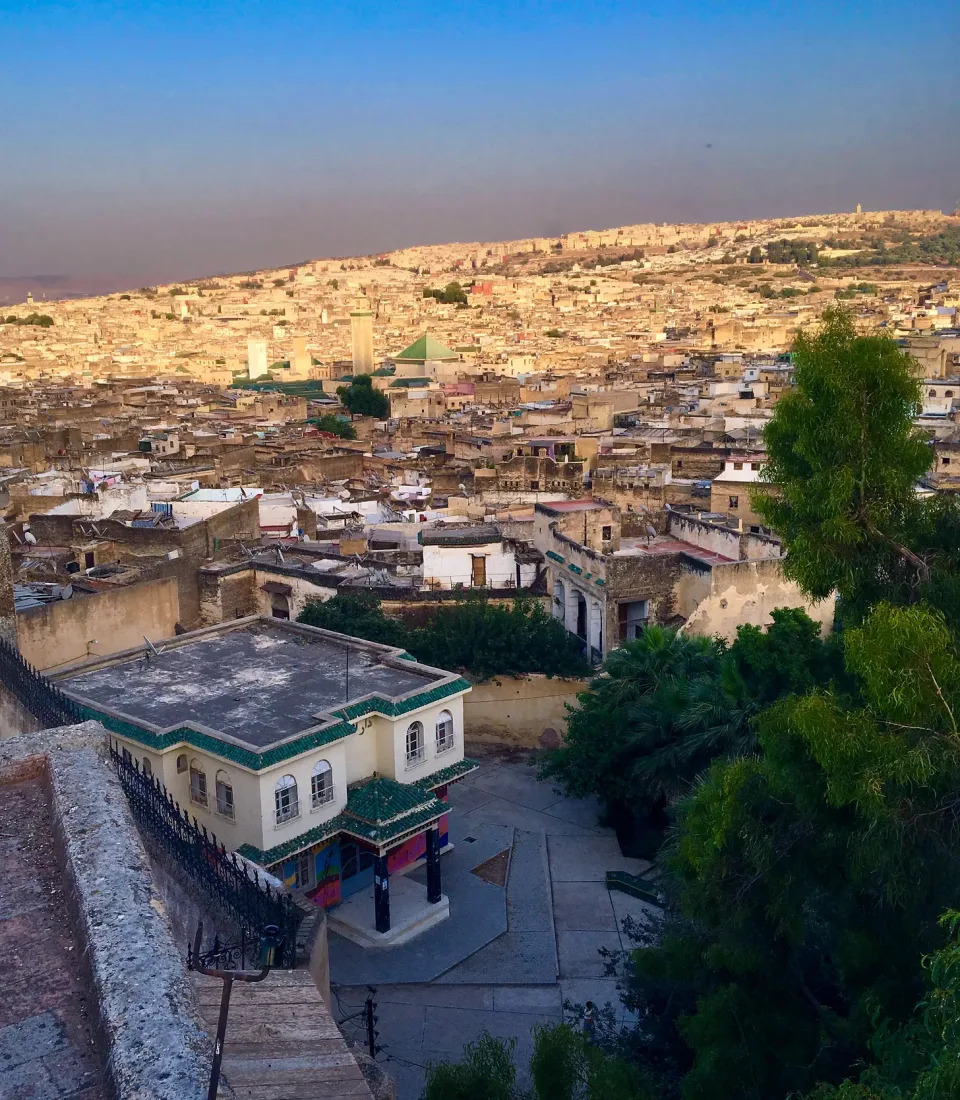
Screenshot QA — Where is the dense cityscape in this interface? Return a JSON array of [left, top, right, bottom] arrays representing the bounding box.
[[3, 1, 960, 1097]]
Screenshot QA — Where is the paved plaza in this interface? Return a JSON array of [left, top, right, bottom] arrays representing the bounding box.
[[330, 754, 658, 1099]]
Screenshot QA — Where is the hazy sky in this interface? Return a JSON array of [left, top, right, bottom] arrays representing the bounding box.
[[1, 0, 957, 284]]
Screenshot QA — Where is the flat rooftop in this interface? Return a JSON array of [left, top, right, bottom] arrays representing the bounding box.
[[60, 620, 442, 749], [616, 535, 734, 566]]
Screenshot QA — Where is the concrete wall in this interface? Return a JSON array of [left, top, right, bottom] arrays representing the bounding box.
[[0, 683, 43, 740], [463, 674, 588, 747], [682, 558, 835, 642], [18, 576, 181, 671]]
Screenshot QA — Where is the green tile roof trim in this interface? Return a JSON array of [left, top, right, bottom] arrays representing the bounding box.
[[331, 676, 472, 724], [236, 815, 341, 865], [595, 578, 606, 586], [546, 550, 565, 564], [236, 775, 451, 865], [345, 775, 439, 826], [394, 333, 458, 362], [70, 674, 472, 771], [568, 563, 583, 574], [71, 701, 356, 770], [421, 757, 479, 788]]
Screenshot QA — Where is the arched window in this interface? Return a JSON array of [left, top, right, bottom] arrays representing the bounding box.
[[275, 774, 299, 824], [311, 760, 334, 807], [930, 389, 937, 396], [947, 391, 955, 399], [406, 721, 424, 766], [215, 770, 234, 819], [436, 710, 454, 754], [141, 757, 152, 778], [176, 753, 187, 773], [553, 579, 566, 620], [189, 759, 207, 806]]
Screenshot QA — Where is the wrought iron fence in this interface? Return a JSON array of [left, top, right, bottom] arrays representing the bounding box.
[[110, 744, 303, 968], [0, 634, 83, 727]]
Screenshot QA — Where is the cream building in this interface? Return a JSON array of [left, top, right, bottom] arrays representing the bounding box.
[[57, 616, 475, 942]]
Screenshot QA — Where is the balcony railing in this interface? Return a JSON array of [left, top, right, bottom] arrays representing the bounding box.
[[275, 799, 300, 826], [311, 785, 334, 810]]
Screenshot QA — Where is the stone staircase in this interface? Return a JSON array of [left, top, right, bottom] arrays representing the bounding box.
[[191, 969, 375, 1099]]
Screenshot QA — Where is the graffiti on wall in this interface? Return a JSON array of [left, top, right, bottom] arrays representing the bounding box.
[[308, 838, 342, 908]]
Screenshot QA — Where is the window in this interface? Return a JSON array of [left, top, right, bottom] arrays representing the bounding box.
[[176, 753, 187, 774], [121, 747, 132, 765], [311, 760, 334, 808], [948, 391, 955, 399], [733, 461, 743, 470], [930, 389, 937, 397], [406, 721, 424, 766], [189, 760, 208, 807], [274, 775, 299, 824], [530, 480, 540, 491], [141, 757, 152, 778], [676, 460, 683, 469], [436, 711, 454, 754], [293, 850, 312, 889], [728, 495, 739, 509], [945, 457, 952, 467], [601, 525, 612, 541], [215, 770, 234, 819]]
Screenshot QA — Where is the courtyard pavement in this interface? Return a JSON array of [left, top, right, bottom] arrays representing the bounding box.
[[330, 755, 658, 1100]]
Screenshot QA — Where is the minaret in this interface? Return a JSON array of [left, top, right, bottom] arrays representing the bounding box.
[[350, 296, 374, 375]]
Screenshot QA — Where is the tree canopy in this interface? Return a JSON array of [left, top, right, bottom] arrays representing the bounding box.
[[753, 308, 960, 624], [298, 592, 588, 681], [336, 374, 390, 418], [309, 413, 356, 439], [539, 610, 842, 856]]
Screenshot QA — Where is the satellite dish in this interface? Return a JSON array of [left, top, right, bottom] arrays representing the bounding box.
[[23, 530, 37, 545]]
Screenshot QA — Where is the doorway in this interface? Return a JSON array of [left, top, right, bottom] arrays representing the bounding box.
[[340, 842, 376, 899], [470, 554, 487, 586]]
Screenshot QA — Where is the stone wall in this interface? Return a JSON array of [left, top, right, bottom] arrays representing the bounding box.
[[463, 674, 589, 747], [18, 576, 180, 671], [0, 723, 208, 1099], [682, 558, 836, 641]]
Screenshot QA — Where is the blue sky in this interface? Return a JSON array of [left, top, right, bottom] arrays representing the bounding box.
[[0, 1, 957, 282]]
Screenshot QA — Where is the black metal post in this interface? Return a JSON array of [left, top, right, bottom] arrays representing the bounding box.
[[190, 922, 273, 1100], [208, 976, 233, 1100], [425, 827, 442, 904], [374, 854, 390, 934]]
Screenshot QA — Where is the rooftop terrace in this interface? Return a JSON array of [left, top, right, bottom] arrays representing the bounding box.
[[59, 619, 446, 750]]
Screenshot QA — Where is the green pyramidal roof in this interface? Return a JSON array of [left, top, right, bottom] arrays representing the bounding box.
[[394, 333, 459, 362]]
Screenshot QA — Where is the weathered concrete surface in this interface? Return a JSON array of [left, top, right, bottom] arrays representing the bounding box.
[[0, 770, 105, 1099], [0, 722, 209, 1099], [463, 674, 587, 746], [192, 969, 374, 1099], [334, 757, 654, 1100], [59, 619, 441, 748]]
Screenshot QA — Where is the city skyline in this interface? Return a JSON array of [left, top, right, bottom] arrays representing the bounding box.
[[2, 0, 957, 285]]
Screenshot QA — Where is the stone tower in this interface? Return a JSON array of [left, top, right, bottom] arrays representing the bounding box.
[[350, 297, 374, 375]]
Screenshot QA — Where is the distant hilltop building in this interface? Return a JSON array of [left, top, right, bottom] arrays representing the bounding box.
[[350, 296, 374, 375]]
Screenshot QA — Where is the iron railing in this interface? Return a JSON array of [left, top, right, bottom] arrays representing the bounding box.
[[0, 634, 303, 968], [0, 634, 83, 727], [110, 744, 303, 968]]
